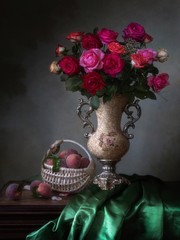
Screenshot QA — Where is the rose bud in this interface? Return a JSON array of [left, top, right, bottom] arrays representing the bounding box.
[[50, 144, 60, 154], [55, 44, 66, 57], [157, 48, 169, 63], [49, 61, 61, 74], [66, 31, 84, 43], [5, 183, 22, 200], [143, 33, 153, 43], [36, 183, 52, 198]]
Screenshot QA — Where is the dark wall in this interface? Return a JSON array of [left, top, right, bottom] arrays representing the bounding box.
[[0, 0, 180, 188]]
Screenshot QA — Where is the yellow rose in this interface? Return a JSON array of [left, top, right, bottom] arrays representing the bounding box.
[[49, 61, 60, 74]]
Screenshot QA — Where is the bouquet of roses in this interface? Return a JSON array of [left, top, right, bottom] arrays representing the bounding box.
[[50, 22, 169, 109]]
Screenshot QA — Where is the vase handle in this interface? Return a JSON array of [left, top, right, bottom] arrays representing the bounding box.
[[76, 98, 95, 138], [123, 100, 141, 139]]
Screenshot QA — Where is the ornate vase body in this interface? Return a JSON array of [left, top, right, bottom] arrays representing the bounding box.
[[77, 94, 141, 190], [87, 95, 129, 162]]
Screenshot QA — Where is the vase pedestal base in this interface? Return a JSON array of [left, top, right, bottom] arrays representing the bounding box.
[[93, 159, 130, 190]]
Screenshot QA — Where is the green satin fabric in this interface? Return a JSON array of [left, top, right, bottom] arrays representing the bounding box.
[[26, 175, 180, 240]]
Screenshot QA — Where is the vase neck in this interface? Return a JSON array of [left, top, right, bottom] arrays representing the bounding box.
[[95, 95, 128, 130]]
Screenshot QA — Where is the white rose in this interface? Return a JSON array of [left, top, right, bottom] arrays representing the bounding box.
[[157, 48, 169, 63]]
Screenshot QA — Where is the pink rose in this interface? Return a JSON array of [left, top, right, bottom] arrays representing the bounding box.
[[103, 53, 125, 77], [82, 33, 103, 50], [82, 71, 106, 96], [97, 28, 118, 44], [136, 48, 157, 64], [147, 73, 169, 92], [80, 48, 105, 72], [122, 22, 146, 42], [107, 42, 126, 54], [131, 49, 157, 68], [58, 56, 80, 76], [66, 32, 84, 43]]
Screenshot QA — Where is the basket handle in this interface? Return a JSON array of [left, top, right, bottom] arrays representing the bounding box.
[[43, 139, 95, 172]]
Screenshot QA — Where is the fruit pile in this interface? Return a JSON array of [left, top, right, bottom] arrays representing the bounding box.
[[45, 148, 90, 169], [5, 180, 53, 200]]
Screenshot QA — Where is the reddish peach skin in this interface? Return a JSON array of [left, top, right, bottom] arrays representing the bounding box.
[[5, 183, 22, 200], [66, 153, 82, 169], [59, 149, 79, 159], [37, 183, 52, 198], [80, 157, 90, 168], [46, 159, 53, 165]]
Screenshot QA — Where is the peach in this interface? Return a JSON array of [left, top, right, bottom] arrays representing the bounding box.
[[59, 149, 79, 159], [46, 158, 53, 165], [66, 153, 82, 169], [80, 157, 90, 168], [5, 183, 22, 200], [36, 182, 52, 198]]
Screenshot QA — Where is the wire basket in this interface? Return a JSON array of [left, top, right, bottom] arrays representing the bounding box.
[[41, 139, 95, 193]]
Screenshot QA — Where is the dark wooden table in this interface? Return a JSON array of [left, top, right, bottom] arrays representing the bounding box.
[[0, 187, 70, 240]]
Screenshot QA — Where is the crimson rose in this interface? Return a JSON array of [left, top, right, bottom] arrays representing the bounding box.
[[82, 33, 103, 50], [103, 53, 125, 77], [82, 72, 106, 96], [123, 22, 146, 42], [51, 22, 170, 109], [147, 73, 169, 93], [97, 28, 118, 44], [58, 56, 80, 76]]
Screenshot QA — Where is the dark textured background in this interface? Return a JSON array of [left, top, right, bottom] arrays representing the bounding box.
[[0, 0, 180, 188]]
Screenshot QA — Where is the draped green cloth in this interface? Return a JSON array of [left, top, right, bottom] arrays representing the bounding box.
[[26, 175, 180, 240]]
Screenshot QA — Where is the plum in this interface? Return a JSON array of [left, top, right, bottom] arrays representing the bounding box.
[[60, 158, 68, 168], [5, 183, 22, 200], [66, 153, 82, 169], [30, 180, 42, 191], [36, 182, 52, 198], [80, 157, 90, 168]]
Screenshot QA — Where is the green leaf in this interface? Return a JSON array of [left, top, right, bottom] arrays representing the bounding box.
[[52, 156, 61, 172], [145, 91, 157, 100], [72, 44, 78, 55], [90, 96, 100, 109], [134, 89, 157, 100], [105, 84, 118, 97], [103, 95, 113, 103], [134, 91, 147, 99], [146, 65, 159, 75], [93, 27, 99, 34], [60, 74, 68, 82], [65, 76, 82, 92], [135, 85, 149, 93]]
